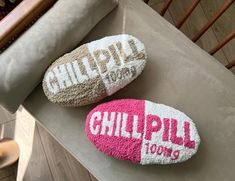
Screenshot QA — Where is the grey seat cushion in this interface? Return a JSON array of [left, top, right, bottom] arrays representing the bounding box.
[[23, 0, 235, 181]]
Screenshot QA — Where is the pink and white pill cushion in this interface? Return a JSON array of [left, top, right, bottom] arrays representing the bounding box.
[[85, 99, 200, 165]]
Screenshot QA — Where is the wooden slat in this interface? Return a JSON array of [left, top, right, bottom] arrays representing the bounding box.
[[0, 0, 56, 50], [225, 59, 235, 69], [192, 0, 235, 42], [160, 0, 172, 16], [168, 0, 228, 66], [150, 1, 175, 25], [148, 0, 165, 6], [176, 0, 200, 28], [209, 29, 235, 55], [200, 0, 235, 74]]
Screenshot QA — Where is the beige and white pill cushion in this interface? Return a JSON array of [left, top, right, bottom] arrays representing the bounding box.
[[43, 34, 147, 106]]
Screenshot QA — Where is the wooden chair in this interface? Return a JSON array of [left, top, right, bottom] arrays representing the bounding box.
[[144, 0, 235, 70], [0, 0, 56, 51]]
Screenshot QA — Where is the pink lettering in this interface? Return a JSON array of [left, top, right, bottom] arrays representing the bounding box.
[[89, 111, 196, 151], [156, 145, 163, 155], [150, 144, 157, 154], [162, 118, 170, 141], [184, 121, 196, 149], [145, 114, 162, 140], [144, 142, 181, 161], [170, 118, 183, 146], [171, 150, 180, 160], [163, 147, 173, 157]]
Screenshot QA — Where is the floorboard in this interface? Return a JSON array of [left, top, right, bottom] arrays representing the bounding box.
[[0, 107, 97, 181], [0, 166, 15, 180], [37, 123, 92, 181], [200, 0, 235, 73], [64, 150, 96, 181], [0, 175, 15, 181], [14, 110, 53, 181]]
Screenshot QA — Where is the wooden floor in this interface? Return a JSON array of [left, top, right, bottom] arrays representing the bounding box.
[[149, 0, 235, 74], [0, 106, 97, 181]]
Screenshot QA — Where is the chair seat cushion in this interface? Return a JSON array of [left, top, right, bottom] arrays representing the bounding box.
[[23, 0, 235, 180]]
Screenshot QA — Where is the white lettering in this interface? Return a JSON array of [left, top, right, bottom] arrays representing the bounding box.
[[47, 39, 140, 94], [45, 71, 59, 94], [132, 115, 141, 139], [72, 61, 89, 83], [66, 63, 78, 85], [82, 57, 99, 79], [101, 112, 115, 136], [90, 111, 101, 135], [53, 64, 72, 89], [114, 112, 121, 137], [121, 113, 130, 138]]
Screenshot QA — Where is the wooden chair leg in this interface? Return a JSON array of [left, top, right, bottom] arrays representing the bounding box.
[[209, 29, 235, 55], [160, 0, 172, 16], [176, 0, 200, 29], [225, 59, 235, 69], [143, 0, 150, 4]]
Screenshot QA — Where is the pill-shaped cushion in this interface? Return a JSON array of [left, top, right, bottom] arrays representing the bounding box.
[[42, 34, 147, 106], [85, 99, 200, 165]]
